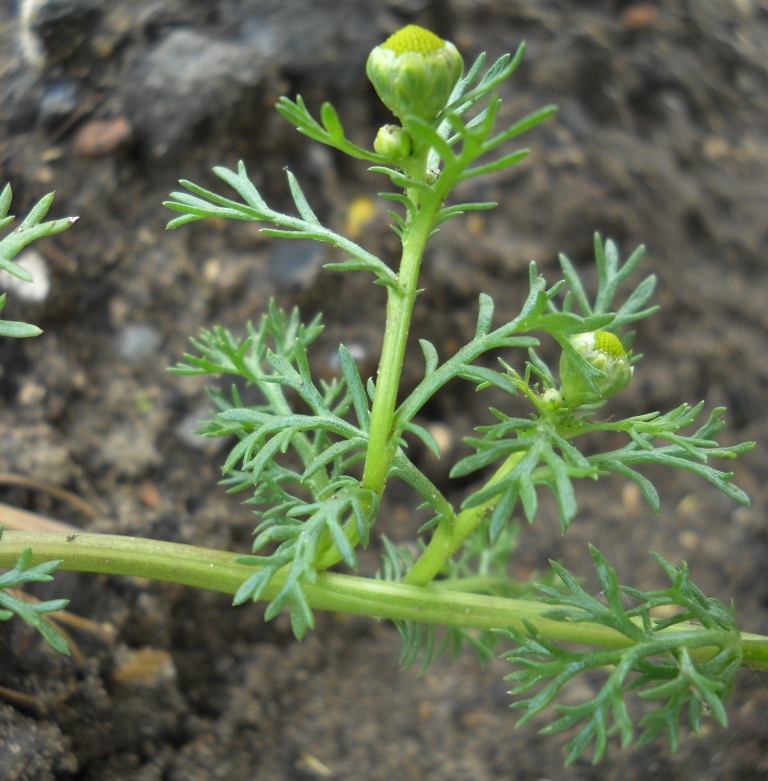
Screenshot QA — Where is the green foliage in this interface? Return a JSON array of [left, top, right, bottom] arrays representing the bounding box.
[[164, 36, 753, 698], [556, 233, 659, 331], [453, 236, 754, 538], [164, 49, 556, 288], [0, 526, 69, 654], [0, 294, 41, 338], [0, 187, 76, 653], [378, 520, 574, 675], [497, 546, 741, 764], [165, 163, 397, 290], [172, 301, 460, 637], [163, 41, 565, 636], [171, 302, 370, 637], [456, 391, 753, 538], [169, 253, 637, 638], [88, 27, 765, 764], [0, 185, 77, 338], [0, 27, 761, 770], [275, 96, 388, 163]]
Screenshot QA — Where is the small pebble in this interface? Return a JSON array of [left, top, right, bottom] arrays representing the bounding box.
[[117, 324, 162, 364], [679, 530, 700, 551], [0, 249, 51, 303], [621, 4, 657, 29], [325, 342, 368, 373], [18, 381, 46, 406], [676, 493, 701, 519], [112, 646, 176, 686], [621, 481, 641, 512], [175, 405, 229, 452], [203, 258, 220, 282], [703, 137, 731, 161], [41, 147, 64, 162], [297, 753, 333, 777], [270, 240, 325, 288], [138, 481, 162, 508], [39, 80, 77, 121], [71, 117, 133, 157], [425, 422, 453, 457]]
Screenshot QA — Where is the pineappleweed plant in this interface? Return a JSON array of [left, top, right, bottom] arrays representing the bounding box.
[[1, 25, 767, 766]]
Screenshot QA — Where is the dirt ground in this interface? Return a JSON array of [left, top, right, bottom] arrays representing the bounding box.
[[1, 1, 768, 779]]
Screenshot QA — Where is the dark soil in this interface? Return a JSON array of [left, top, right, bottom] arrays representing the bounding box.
[[2, 1, 768, 779]]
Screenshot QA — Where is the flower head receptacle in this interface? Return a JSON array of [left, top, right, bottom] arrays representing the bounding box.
[[366, 25, 463, 123], [559, 331, 633, 409]]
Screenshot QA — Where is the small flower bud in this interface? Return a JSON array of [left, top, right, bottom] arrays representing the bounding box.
[[559, 331, 633, 409], [373, 124, 412, 158], [541, 388, 563, 412], [366, 25, 463, 123]]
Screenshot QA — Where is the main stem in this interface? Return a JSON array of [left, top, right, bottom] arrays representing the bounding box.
[[2, 531, 767, 669], [315, 152, 438, 570], [362, 150, 436, 495]]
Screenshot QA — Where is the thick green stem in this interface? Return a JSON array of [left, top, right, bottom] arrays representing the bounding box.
[[318, 149, 445, 568], [318, 205, 438, 568], [428, 575, 539, 597], [2, 531, 767, 669], [362, 150, 438, 496], [404, 451, 526, 586]]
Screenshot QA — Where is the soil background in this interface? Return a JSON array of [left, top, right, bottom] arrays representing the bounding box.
[[1, 1, 768, 779]]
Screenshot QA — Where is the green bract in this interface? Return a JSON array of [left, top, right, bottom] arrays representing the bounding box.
[[366, 25, 463, 122]]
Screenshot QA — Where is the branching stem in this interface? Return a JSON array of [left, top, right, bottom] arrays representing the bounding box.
[[405, 451, 526, 585], [2, 531, 766, 669]]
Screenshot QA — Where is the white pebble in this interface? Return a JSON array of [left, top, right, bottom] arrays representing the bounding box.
[[118, 324, 162, 364], [0, 249, 51, 303]]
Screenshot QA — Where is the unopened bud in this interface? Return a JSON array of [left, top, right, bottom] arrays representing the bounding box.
[[373, 124, 411, 158], [366, 25, 463, 123], [541, 388, 563, 412], [559, 331, 633, 409]]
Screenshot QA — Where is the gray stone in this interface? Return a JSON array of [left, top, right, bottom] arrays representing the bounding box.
[[174, 405, 229, 452], [39, 79, 78, 121], [118, 324, 163, 365], [124, 30, 263, 157], [269, 239, 325, 289], [233, 0, 382, 90]]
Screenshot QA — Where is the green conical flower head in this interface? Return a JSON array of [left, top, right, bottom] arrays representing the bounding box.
[[366, 25, 463, 123], [559, 331, 633, 409]]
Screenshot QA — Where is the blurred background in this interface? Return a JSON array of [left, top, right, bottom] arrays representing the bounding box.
[[1, 1, 768, 779]]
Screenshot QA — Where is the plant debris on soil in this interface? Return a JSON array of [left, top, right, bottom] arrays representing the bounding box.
[[1, 1, 768, 779]]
